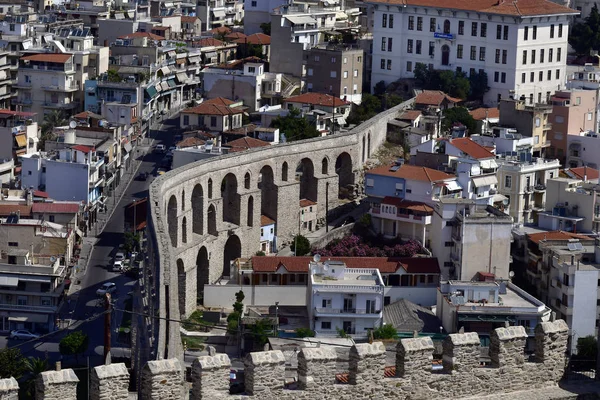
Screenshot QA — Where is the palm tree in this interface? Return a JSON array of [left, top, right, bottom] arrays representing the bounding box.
[[23, 357, 48, 397], [40, 110, 67, 149]]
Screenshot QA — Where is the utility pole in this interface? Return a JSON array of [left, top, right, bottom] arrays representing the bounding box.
[[103, 293, 112, 363], [325, 182, 329, 233]]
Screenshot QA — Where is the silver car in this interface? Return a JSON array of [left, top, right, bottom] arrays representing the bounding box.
[[9, 330, 39, 340]]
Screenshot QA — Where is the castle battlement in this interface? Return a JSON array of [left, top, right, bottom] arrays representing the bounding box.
[[0, 320, 570, 400]]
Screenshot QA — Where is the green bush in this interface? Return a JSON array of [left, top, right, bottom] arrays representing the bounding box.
[[291, 235, 311, 256], [59, 331, 89, 362], [373, 324, 398, 340], [295, 328, 315, 338]]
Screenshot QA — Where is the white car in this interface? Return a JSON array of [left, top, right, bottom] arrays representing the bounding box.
[[154, 144, 166, 153], [9, 330, 39, 340], [96, 282, 117, 296], [112, 260, 123, 272], [114, 252, 125, 262]]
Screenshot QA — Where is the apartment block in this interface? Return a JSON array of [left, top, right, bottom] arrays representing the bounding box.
[[499, 99, 552, 157]]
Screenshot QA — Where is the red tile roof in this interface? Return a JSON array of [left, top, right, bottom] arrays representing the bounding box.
[[182, 99, 244, 116], [33, 190, 48, 198], [528, 230, 593, 245], [299, 199, 317, 208], [204, 97, 236, 106], [181, 16, 197, 23], [369, 0, 578, 16], [226, 32, 246, 40], [207, 26, 232, 36], [0, 204, 32, 217], [21, 53, 72, 63], [449, 137, 495, 159], [32, 202, 80, 214], [367, 164, 455, 182], [176, 137, 205, 148], [227, 137, 270, 153], [399, 110, 422, 121], [381, 197, 434, 214], [118, 32, 165, 40], [260, 215, 275, 226], [285, 93, 350, 107], [235, 33, 271, 45], [0, 109, 36, 117], [415, 90, 462, 106], [469, 107, 500, 121], [193, 37, 224, 47], [250, 256, 440, 274], [71, 144, 94, 153], [562, 167, 600, 181]]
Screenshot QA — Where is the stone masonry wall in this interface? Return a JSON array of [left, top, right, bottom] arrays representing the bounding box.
[[0, 320, 575, 399]]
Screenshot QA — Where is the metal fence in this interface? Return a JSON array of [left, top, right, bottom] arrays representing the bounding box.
[[564, 358, 596, 381]]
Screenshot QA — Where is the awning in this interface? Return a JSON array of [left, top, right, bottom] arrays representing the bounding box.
[[286, 15, 317, 25], [188, 55, 201, 64], [167, 78, 176, 88], [75, 227, 84, 237], [176, 73, 188, 84], [9, 313, 48, 323], [158, 66, 170, 76], [458, 314, 516, 323], [335, 11, 348, 20], [471, 175, 498, 188], [145, 85, 158, 98], [123, 142, 133, 153], [18, 275, 52, 283], [0, 276, 18, 287], [14, 134, 26, 147], [212, 9, 226, 18], [493, 194, 508, 203], [443, 180, 462, 191], [480, 159, 498, 169], [204, 51, 217, 58]]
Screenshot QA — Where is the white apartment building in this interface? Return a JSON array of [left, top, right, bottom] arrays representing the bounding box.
[[567, 131, 600, 169], [368, 0, 577, 105], [308, 259, 384, 338], [244, 0, 288, 34]]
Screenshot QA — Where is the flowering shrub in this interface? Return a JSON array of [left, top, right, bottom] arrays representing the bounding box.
[[315, 235, 423, 258]]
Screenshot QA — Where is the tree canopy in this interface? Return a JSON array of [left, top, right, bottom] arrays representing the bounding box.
[[291, 234, 311, 256], [0, 348, 27, 379], [413, 63, 488, 101], [260, 22, 271, 35], [59, 331, 89, 362], [569, 5, 600, 56], [270, 108, 320, 141], [441, 107, 477, 134]]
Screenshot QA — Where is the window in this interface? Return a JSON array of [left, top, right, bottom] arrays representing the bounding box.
[[343, 71, 348, 79], [381, 37, 386, 51], [210, 116, 217, 126], [353, 69, 358, 77], [183, 115, 189, 126], [494, 71, 499, 82], [389, 14, 394, 28], [321, 321, 331, 330], [495, 49, 501, 63], [505, 175, 512, 188], [17, 296, 27, 306], [556, 69, 560, 79], [416, 40, 422, 54], [314, 55, 320, 62], [380, 59, 385, 69], [496, 24, 502, 39], [443, 19, 451, 33], [429, 41, 435, 56], [331, 57, 336, 63], [531, 49, 536, 64], [387, 60, 392, 70], [470, 46, 476, 60], [533, 25, 537, 40], [503, 25, 509, 40], [406, 61, 413, 72], [481, 23, 487, 37], [540, 49, 545, 63], [8, 242, 17, 247], [388, 37, 393, 52], [445, 241, 453, 247], [522, 73, 526, 83], [550, 24, 555, 38], [330, 71, 336, 78], [407, 39, 413, 53], [559, 23, 563, 37], [557, 47, 562, 62], [408, 16, 414, 30], [549, 48, 553, 62], [25, 75, 30, 83], [458, 20, 464, 35], [522, 50, 527, 65], [539, 71, 543, 82], [547, 70, 552, 80], [501, 72, 506, 83], [471, 22, 478, 36], [530, 72, 534, 82], [524, 26, 528, 40], [260, 228, 264, 236], [251, 0, 256, 5], [417, 16, 423, 31], [382, 13, 387, 28], [457, 44, 463, 59], [502, 50, 507, 64], [49, 215, 55, 222], [430, 18, 436, 32]]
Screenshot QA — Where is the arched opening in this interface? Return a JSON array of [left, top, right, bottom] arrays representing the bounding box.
[[191, 184, 204, 235], [167, 195, 178, 247], [247, 196, 254, 227], [443, 19, 451, 34], [181, 189, 185, 210], [208, 178, 213, 198], [296, 158, 318, 202], [336, 152, 354, 199], [196, 246, 209, 305], [362, 136, 366, 163], [207, 204, 217, 236], [258, 165, 277, 221], [182, 217, 187, 244], [321, 157, 329, 175], [367, 132, 371, 158], [221, 173, 240, 225], [177, 259, 186, 317], [441, 45, 450, 66], [281, 162, 288, 181], [223, 235, 241, 278], [244, 172, 251, 189]]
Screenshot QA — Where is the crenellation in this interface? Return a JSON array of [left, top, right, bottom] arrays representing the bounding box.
[[442, 331, 480, 373], [140, 358, 185, 400], [489, 326, 528, 368], [244, 350, 286, 395], [348, 342, 386, 385], [396, 337, 434, 379], [297, 347, 338, 389], [90, 363, 130, 400], [191, 354, 231, 399], [35, 369, 79, 400], [0, 377, 18, 400]]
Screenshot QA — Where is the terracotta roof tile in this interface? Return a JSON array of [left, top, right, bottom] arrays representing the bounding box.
[[33, 190, 48, 198], [176, 137, 205, 148], [415, 90, 462, 106], [193, 37, 224, 47], [181, 16, 197, 23], [399, 110, 422, 121], [71, 144, 94, 153], [381, 197, 434, 214], [207, 26, 232, 36], [118, 32, 165, 40], [0, 204, 31, 217], [300, 199, 317, 208], [469, 107, 500, 121], [285, 92, 350, 107], [449, 137, 495, 159], [20, 53, 72, 63], [366, 164, 456, 182], [260, 215, 275, 226], [32, 202, 80, 214], [528, 230, 593, 245], [561, 167, 600, 181], [226, 32, 246, 40], [369, 0, 578, 16], [235, 33, 271, 45], [182, 98, 243, 116], [226, 137, 270, 152]]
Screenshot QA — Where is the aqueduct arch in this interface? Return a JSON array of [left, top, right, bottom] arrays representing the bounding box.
[[336, 152, 354, 198], [296, 158, 318, 202], [258, 165, 277, 221], [223, 235, 241, 277], [167, 195, 178, 247], [191, 184, 204, 235], [221, 173, 240, 225], [196, 246, 209, 303]]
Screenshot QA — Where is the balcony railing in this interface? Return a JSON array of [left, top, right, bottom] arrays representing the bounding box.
[[534, 184, 546, 192], [0, 303, 56, 313], [315, 307, 380, 315]]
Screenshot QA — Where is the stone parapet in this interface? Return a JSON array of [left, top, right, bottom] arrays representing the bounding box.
[[348, 342, 386, 385], [244, 350, 286, 395], [90, 363, 130, 400], [0, 377, 18, 400], [35, 369, 79, 400], [297, 347, 337, 389], [191, 354, 231, 399], [442, 332, 480, 373], [140, 358, 184, 400], [396, 337, 434, 379], [489, 326, 528, 368]]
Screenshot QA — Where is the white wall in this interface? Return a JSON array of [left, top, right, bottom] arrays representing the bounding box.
[[571, 269, 599, 354], [567, 133, 600, 169], [45, 160, 89, 202], [385, 286, 437, 307], [203, 285, 307, 308]]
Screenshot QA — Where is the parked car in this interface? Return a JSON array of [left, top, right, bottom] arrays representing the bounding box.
[[114, 252, 125, 262], [135, 172, 148, 181], [9, 330, 39, 340], [156, 168, 167, 176], [112, 260, 123, 272], [96, 282, 117, 296], [154, 144, 166, 153]]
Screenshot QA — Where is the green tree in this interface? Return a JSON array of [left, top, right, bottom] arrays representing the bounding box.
[[412, 63, 469, 100], [40, 110, 67, 149], [0, 348, 27, 379], [59, 331, 89, 363], [347, 93, 382, 125], [250, 318, 274, 350], [295, 328, 315, 338], [569, 5, 600, 55], [413, 63, 431, 87], [123, 232, 140, 253], [260, 22, 271, 35], [271, 108, 320, 141], [373, 80, 387, 97], [372, 324, 398, 340], [441, 107, 477, 134], [576, 335, 598, 359], [106, 69, 122, 82], [23, 357, 48, 397], [468, 70, 489, 101], [291, 234, 311, 256]]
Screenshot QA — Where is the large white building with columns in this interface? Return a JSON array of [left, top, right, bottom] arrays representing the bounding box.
[[368, 0, 578, 106]]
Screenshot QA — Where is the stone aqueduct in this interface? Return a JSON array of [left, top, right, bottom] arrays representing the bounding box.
[[145, 100, 414, 360]]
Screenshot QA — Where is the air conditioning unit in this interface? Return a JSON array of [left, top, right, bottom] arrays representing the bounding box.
[[551, 279, 557, 287]]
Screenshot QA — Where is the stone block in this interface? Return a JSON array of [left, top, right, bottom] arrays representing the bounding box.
[[442, 332, 480, 373], [396, 337, 434, 378], [35, 369, 79, 400], [348, 342, 386, 385], [0, 377, 18, 400], [90, 363, 130, 400], [191, 354, 231, 399], [140, 358, 184, 400], [535, 319, 569, 369], [489, 326, 528, 368], [244, 350, 285, 395], [298, 347, 337, 389]]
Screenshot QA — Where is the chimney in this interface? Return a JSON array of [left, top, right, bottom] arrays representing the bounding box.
[[26, 189, 32, 206]]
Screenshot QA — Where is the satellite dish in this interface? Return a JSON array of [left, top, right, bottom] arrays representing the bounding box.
[[322, 264, 329, 272], [99, 119, 108, 127], [50, 256, 56, 262], [313, 254, 321, 263], [161, 40, 167, 47], [69, 120, 77, 129], [509, 271, 515, 278]]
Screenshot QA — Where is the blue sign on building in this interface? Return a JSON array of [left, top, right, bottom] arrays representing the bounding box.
[[434, 32, 455, 40]]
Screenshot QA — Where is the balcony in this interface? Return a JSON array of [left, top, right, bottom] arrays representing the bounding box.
[[13, 98, 32, 105], [524, 185, 534, 193], [543, 123, 552, 131], [43, 101, 79, 109], [561, 284, 575, 296], [0, 303, 57, 313], [314, 307, 381, 317], [43, 82, 78, 92], [533, 184, 546, 193], [560, 303, 573, 316], [12, 81, 32, 89]]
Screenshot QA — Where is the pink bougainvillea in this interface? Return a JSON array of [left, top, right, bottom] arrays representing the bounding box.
[[314, 235, 423, 258]]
